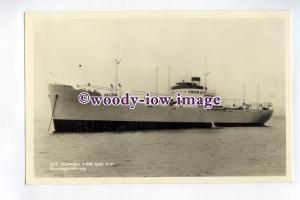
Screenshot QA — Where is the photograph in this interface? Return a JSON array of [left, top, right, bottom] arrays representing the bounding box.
[[25, 11, 291, 183]]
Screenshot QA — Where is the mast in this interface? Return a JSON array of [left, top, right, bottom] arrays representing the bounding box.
[[204, 72, 210, 91], [204, 55, 207, 91], [204, 50, 213, 91], [155, 66, 171, 95], [257, 84, 260, 104], [243, 84, 246, 105], [155, 67, 159, 95], [114, 59, 122, 96], [168, 65, 171, 95], [114, 20, 121, 96], [243, 84, 246, 110]]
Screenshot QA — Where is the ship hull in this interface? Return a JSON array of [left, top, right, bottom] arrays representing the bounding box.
[[53, 119, 265, 132], [48, 84, 273, 132]]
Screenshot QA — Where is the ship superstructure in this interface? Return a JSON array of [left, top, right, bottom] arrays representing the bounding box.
[[170, 77, 215, 98]]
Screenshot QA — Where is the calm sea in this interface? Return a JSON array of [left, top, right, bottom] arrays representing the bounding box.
[[34, 116, 286, 177]]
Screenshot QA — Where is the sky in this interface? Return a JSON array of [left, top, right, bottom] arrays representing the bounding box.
[[31, 14, 287, 118]]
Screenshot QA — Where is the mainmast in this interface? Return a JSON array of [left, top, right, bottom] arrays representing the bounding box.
[[155, 66, 171, 95], [204, 50, 213, 91]]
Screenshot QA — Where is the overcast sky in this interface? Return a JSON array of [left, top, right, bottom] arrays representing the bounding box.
[[32, 14, 287, 118]]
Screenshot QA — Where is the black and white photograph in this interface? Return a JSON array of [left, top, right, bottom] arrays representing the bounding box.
[[25, 12, 291, 183]]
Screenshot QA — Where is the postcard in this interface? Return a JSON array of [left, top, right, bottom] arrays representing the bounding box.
[[25, 11, 291, 184]]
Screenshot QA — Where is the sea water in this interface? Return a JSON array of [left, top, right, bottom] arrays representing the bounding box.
[[34, 116, 286, 177]]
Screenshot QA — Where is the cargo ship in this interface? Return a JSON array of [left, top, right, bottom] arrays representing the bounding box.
[[48, 75, 273, 132]]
